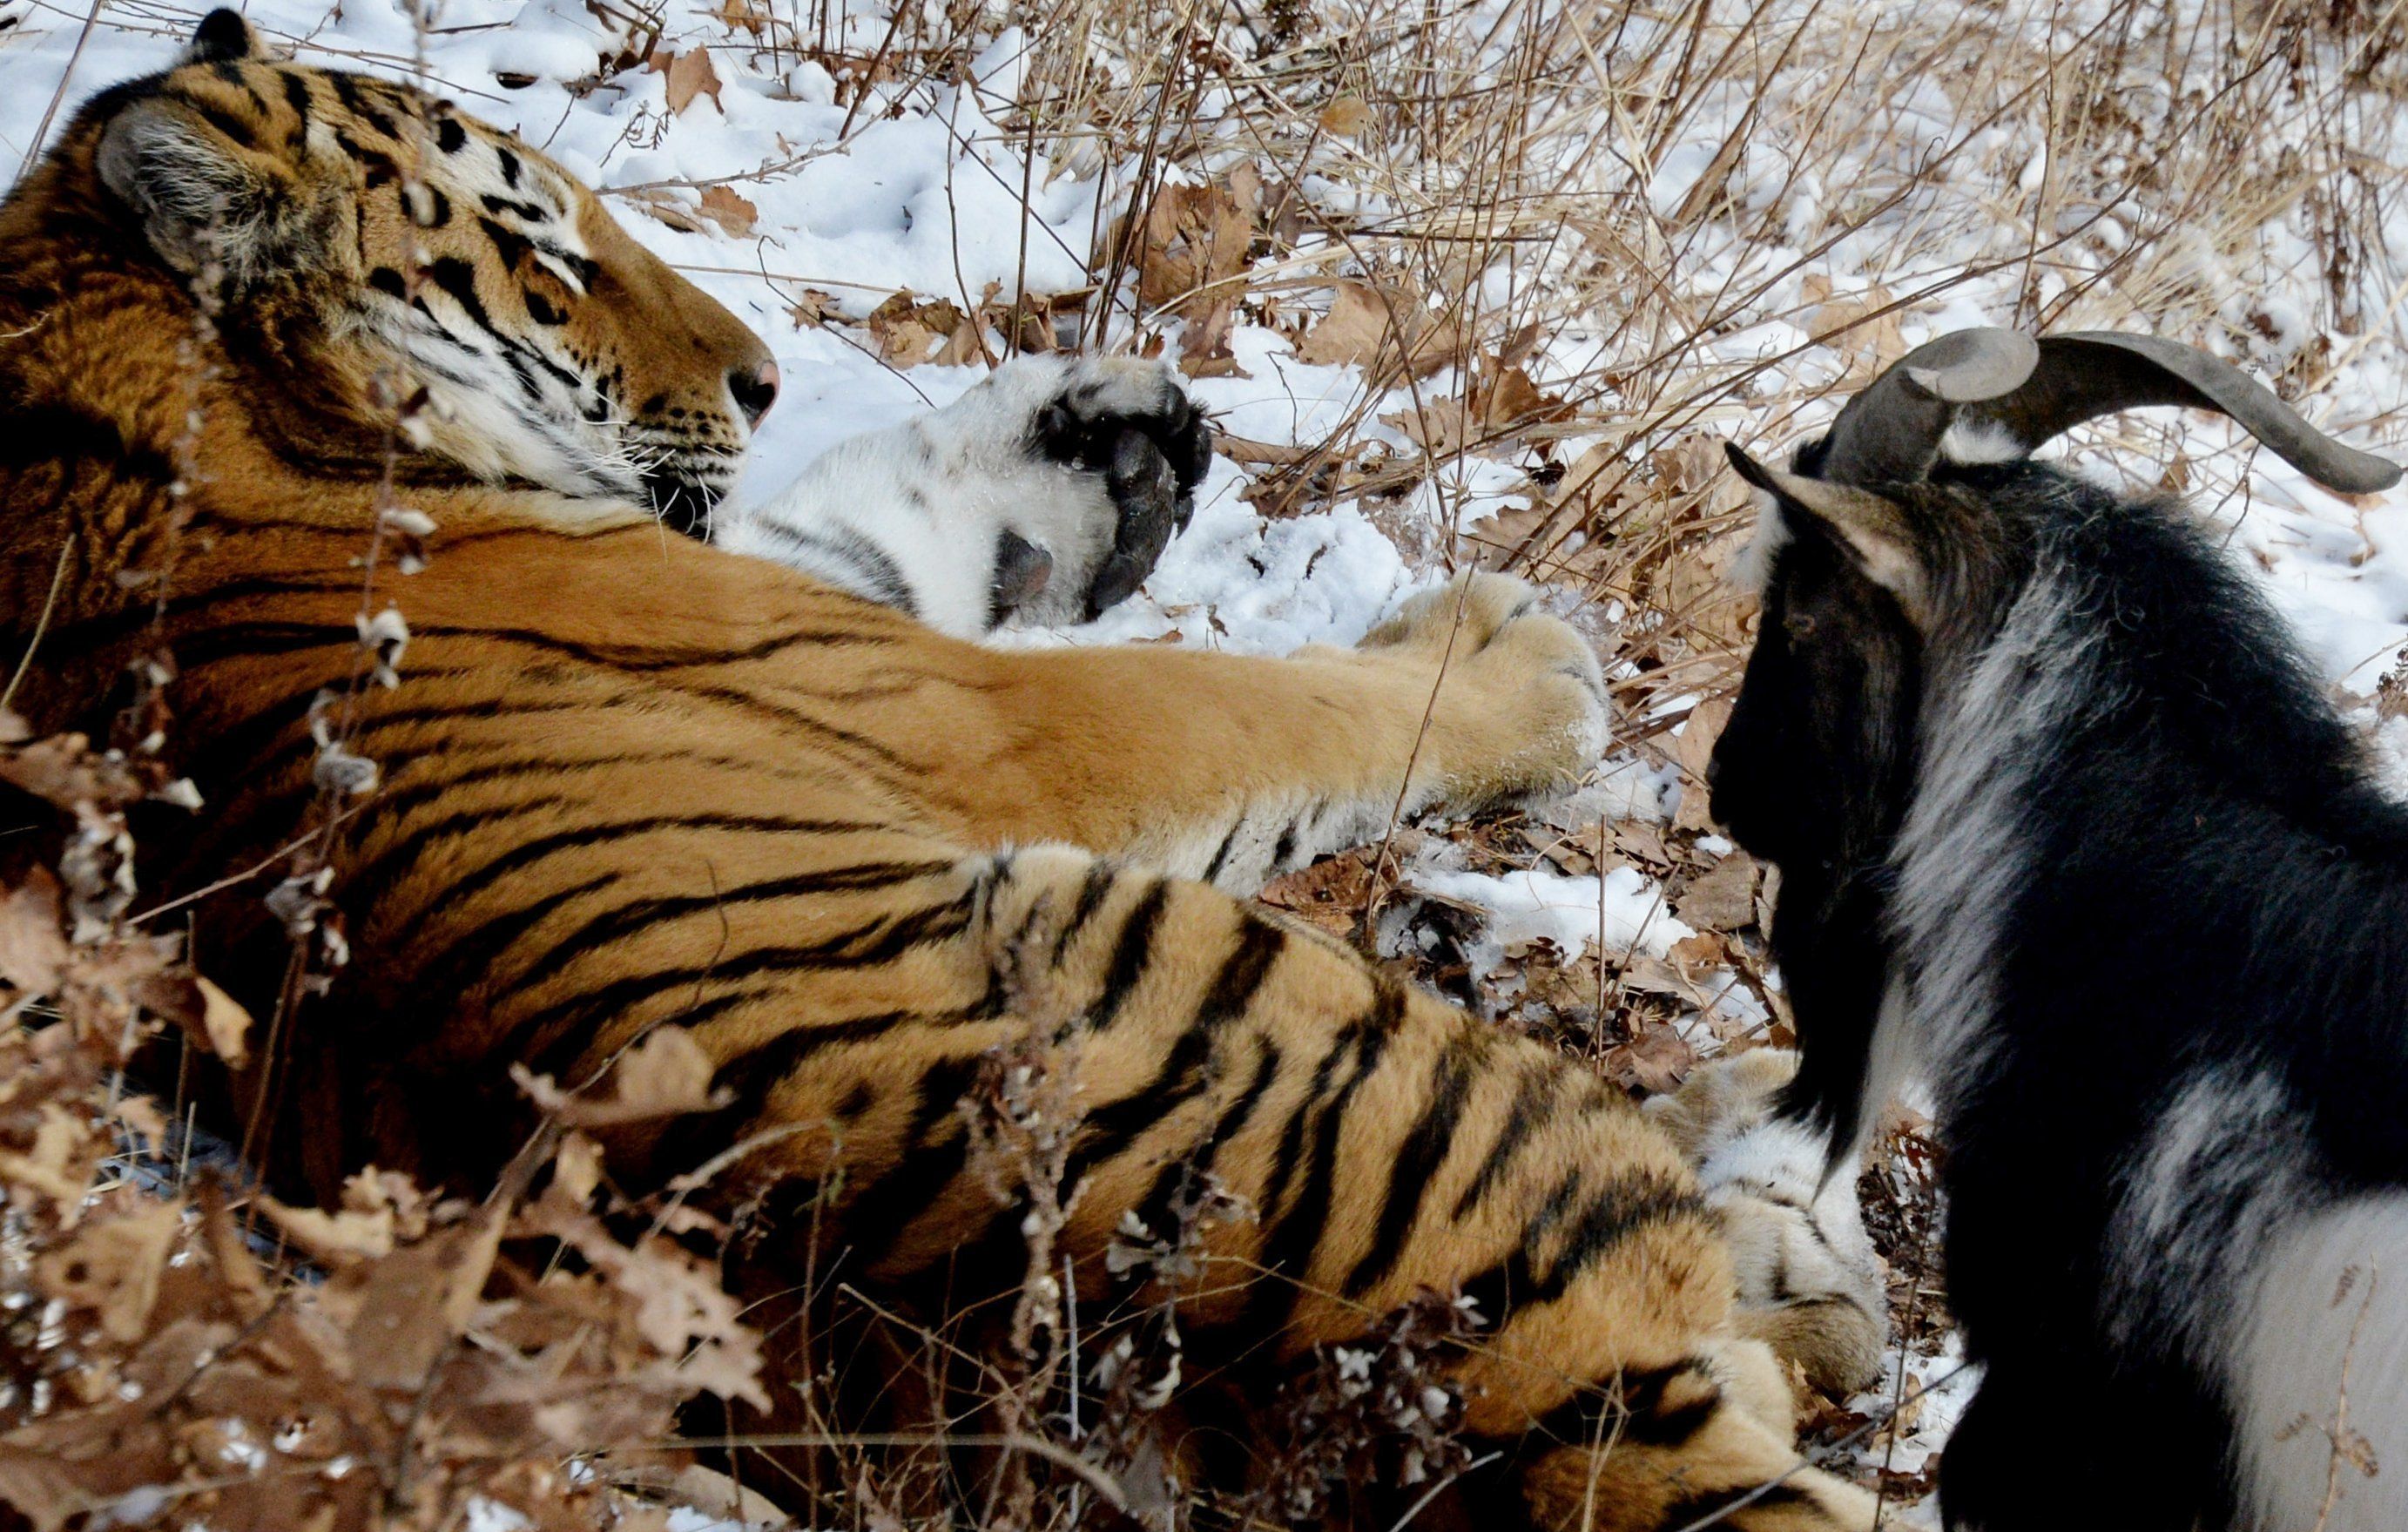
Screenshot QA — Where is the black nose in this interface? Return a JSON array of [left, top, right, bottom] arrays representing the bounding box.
[[729, 361, 779, 427]]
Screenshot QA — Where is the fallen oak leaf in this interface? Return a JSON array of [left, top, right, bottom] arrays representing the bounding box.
[[656, 46, 725, 115], [514, 1024, 729, 1127], [696, 184, 758, 237], [0, 869, 70, 998], [34, 1198, 182, 1343], [254, 1196, 396, 1267], [1672, 851, 1757, 934]]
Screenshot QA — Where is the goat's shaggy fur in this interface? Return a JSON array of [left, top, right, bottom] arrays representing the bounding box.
[[1714, 450, 2408, 1532]]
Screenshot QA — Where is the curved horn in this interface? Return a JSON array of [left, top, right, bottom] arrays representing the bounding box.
[[1818, 327, 2402, 496], [1956, 332, 2402, 496], [1814, 328, 2038, 486]]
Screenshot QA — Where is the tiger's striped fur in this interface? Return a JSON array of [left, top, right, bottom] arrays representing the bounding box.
[[0, 17, 1882, 1529]]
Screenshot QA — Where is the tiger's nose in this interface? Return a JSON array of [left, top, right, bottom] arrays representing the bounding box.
[[729, 361, 779, 427]]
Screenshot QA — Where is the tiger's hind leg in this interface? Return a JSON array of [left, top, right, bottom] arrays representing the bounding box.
[[655, 846, 1872, 1532], [1646, 1052, 1889, 1396]]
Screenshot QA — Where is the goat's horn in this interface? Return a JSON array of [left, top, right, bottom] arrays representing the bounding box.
[[1956, 332, 2402, 496], [1814, 328, 2038, 487], [1821, 328, 2403, 496]]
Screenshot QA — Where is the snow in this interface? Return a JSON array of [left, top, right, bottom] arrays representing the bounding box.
[[1409, 856, 1694, 964]]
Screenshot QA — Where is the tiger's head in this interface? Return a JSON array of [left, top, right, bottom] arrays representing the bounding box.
[[39, 10, 776, 530]]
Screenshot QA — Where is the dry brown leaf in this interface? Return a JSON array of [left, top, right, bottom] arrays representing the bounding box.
[[192, 974, 252, 1068], [1606, 1022, 1696, 1094], [696, 184, 758, 237], [1178, 293, 1241, 377], [659, 47, 725, 115], [1610, 820, 1674, 870], [1470, 361, 1574, 435], [518, 1025, 727, 1127], [1297, 281, 1391, 369], [256, 1197, 397, 1266], [1134, 181, 1254, 324], [1671, 698, 1731, 831], [0, 1103, 96, 1206], [1298, 280, 1462, 380], [715, 0, 770, 35], [866, 291, 979, 367], [36, 1198, 181, 1343], [1256, 843, 1407, 939], [1667, 931, 1733, 970], [0, 869, 69, 998], [337, 1226, 476, 1389], [1318, 93, 1373, 135], [0, 1448, 86, 1532], [619, 186, 705, 234], [786, 287, 843, 328], [0, 732, 153, 813], [1674, 851, 1757, 933], [934, 314, 991, 367], [553, 1131, 606, 1206], [1382, 396, 1473, 458]]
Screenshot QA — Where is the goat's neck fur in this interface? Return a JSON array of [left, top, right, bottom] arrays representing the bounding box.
[[1871, 471, 2408, 1532], [1868, 570, 2093, 1126]]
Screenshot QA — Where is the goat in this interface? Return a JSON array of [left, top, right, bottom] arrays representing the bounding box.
[[1708, 327, 2405, 1531]]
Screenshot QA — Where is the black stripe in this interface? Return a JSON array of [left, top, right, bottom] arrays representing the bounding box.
[[408, 871, 615, 1003], [1059, 918, 1285, 1189], [368, 809, 885, 950], [1450, 1063, 1557, 1221], [1238, 987, 1400, 1333], [1200, 817, 1243, 885], [1270, 811, 1304, 872], [0, 402, 178, 482], [513, 890, 977, 1071], [648, 1007, 930, 1178], [1343, 1034, 1481, 1296], [1050, 860, 1119, 965], [1536, 1175, 1703, 1301], [1087, 880, 1170, 1031], [506, 860, 955, 993], [1517, 1359, 1724, 1454], [1455, 1168, 1584, 1326], [840, 1055, 982, 1267], [1130, 1036, 1281, 1243], [327, 70, 401, 138]]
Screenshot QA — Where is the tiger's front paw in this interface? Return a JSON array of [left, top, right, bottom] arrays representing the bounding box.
[[1356, 572, 1609, 806]]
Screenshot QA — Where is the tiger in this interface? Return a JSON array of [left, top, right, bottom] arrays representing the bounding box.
[[0, 13, 1888, 1529]]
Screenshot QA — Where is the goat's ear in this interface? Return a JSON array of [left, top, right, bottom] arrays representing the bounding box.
[[1725, 445, 1929, 623], [96, 96, 300, 289]]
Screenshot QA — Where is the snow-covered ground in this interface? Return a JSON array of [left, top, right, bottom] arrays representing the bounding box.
[[6, 0, 2405, 1519]]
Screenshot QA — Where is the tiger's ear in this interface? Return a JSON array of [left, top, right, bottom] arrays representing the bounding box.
[[181, 10, 265, 65], [1725, 444, 1930, 625], [96, 95, 304, 289]]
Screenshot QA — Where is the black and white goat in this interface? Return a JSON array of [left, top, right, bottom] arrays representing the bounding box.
[[1710, 328, 2406, 1532]]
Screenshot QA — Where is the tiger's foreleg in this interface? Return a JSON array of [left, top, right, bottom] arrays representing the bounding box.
[[930, 571, 1610, 894], [685, 847, 1874, 1531]]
